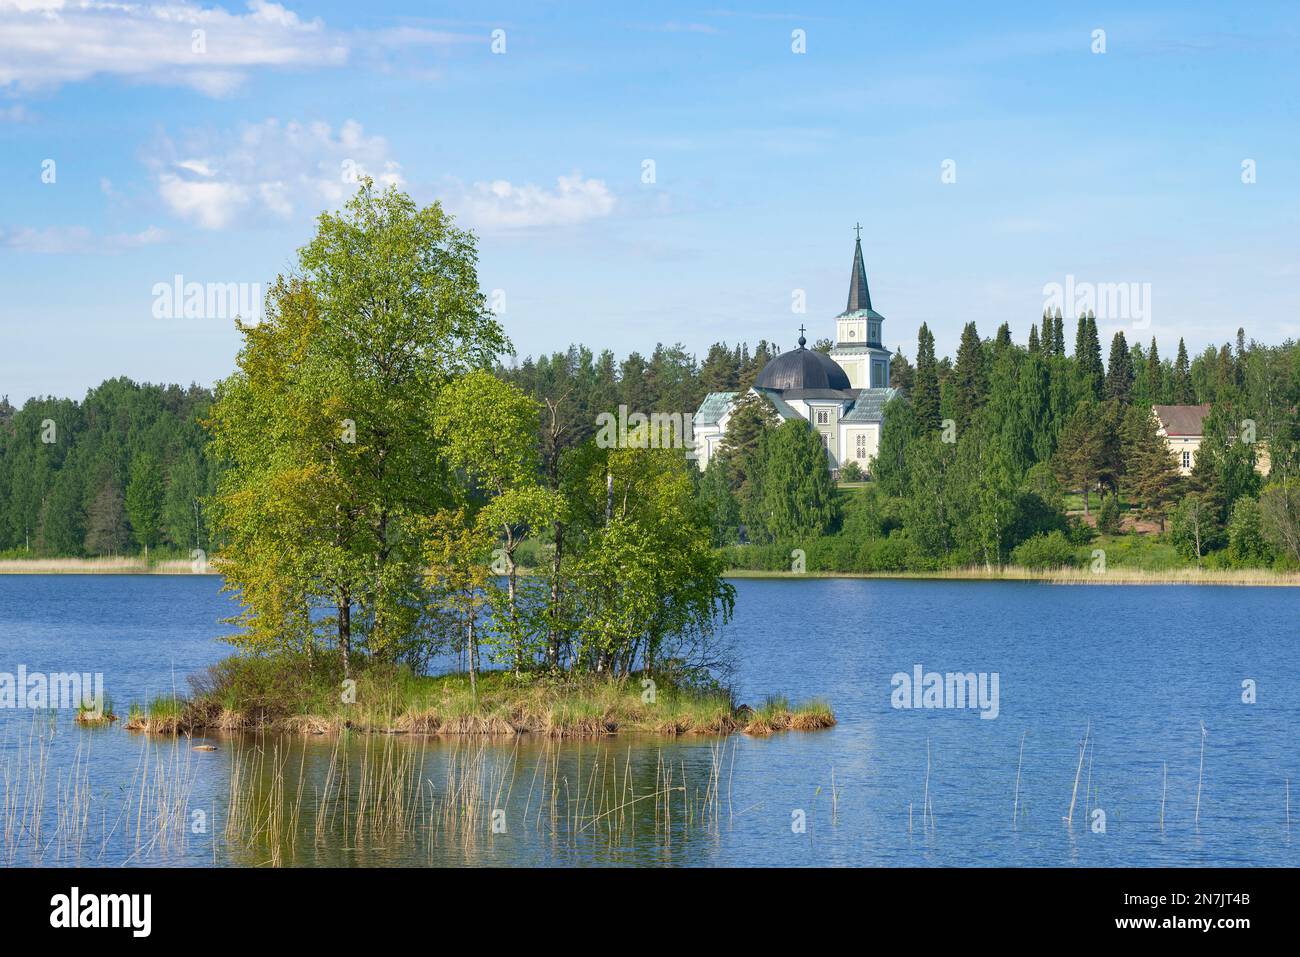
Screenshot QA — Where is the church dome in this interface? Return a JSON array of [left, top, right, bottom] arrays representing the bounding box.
[[754, 337, 852, 392]]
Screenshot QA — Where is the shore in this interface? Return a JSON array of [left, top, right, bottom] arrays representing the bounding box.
[[0, 557, 215, 574], [724, 565, 1300, 585], [5, 556, 1295, 585]]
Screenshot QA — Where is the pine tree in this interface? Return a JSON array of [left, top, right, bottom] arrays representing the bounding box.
[[1052, 307, 1066, 357], [1028, 323, 1041, 354]]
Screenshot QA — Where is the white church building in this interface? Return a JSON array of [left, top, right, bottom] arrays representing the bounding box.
[[692, 231, 898, 474]]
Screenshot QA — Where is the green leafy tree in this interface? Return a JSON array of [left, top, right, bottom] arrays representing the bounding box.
[[125, 453, 164, 555], [208, 181, 507, 675], [759, 420, 839, 541]]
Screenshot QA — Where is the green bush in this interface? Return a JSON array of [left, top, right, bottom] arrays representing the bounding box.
[[1011, 530, 1078, 569], [1096, 494, 1122, 534]]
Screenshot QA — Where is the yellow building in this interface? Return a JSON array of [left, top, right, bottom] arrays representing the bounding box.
[[1152, 404, 1211, 475]]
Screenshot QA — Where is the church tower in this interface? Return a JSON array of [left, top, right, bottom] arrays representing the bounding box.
[[829, 226, 892, 389]]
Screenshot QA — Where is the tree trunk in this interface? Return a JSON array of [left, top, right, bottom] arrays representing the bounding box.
[[467, 611, 478, 700], [337, 590, 352, 679], [548, 522, 564, 669]]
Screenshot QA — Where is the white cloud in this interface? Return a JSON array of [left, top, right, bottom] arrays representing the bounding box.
[[0, 1, 348, 96], [446, 173, 616, 230], [0, 224, 165, 253], [150, 118, 403, 229]]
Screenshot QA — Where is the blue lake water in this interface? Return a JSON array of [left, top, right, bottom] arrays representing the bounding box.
[[0, 574, 1296, 866]]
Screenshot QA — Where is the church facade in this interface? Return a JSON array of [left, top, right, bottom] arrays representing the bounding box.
[[692, 233, 898, 474]]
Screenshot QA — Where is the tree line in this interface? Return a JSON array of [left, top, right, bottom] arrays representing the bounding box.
[[0, 380, 217, 558]]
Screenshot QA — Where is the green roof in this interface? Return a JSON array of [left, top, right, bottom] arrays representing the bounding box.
[[693, 392, 737, 427], [841, 388, 898, 422]]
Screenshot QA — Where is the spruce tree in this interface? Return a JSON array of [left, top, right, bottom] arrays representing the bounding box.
[[1173, 338, 1194, 403], [912, 323, 942, 433], [1144, 338, 1162, 404], [1105, 331, 1134, 404], [952, 321, 987, 436]]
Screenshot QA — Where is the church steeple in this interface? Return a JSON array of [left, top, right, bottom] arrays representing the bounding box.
[[844, 223, 872, 314]]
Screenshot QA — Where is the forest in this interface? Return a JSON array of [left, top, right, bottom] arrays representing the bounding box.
[[4, 273, 1299, 577]]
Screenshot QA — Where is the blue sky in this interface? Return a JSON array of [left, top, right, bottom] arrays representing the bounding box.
[[1, 0, 1298, 403]]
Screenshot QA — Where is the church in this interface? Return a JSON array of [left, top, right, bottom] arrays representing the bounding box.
[[692, 231, 899, 474]]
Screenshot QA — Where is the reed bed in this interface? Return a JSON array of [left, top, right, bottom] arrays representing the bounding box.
[[0, 557, 206, 575], [725, 566, 1300, 586], [221, 733, 733, 866], [1, 717, 198, 865]]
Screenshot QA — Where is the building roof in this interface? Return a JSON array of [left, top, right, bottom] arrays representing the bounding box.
[[842, 388, 899, 422], [1153, 403, 1212, 436], [754, 341, 852, 392], [693, 391, 737, 427], [752, 388, 803, 422], [843, 235, 873, 315]]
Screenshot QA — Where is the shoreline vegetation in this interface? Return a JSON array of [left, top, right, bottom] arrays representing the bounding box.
[[0, 556, 207, 574], [4, 555, 1296, 586], [118, 657, 834, 739], [723, 565, 1300, 586]]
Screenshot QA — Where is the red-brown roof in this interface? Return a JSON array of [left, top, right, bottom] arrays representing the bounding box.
[[1153, 403, 1212, 436]]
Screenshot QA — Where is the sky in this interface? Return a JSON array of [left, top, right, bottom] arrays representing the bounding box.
[[1, 0, 1298, 404]]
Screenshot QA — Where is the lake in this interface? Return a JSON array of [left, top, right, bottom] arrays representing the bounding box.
[[0, 574, 1296, 866]]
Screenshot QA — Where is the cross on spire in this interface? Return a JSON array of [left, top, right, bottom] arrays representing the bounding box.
[[854, 222, 862, 241], [844, 228, 872, 313], [797, 324, 807, 348]]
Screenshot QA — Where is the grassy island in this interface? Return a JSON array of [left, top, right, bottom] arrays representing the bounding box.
[[121, 656, 834, 738]]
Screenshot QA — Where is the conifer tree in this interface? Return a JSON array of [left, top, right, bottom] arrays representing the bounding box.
[[1173, 338, 1195, 403], [912, 323, 942, 433], [1105, 331, 1134, 404]]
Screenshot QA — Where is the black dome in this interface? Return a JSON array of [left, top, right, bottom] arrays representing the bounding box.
[[754, 346, 851, 392]]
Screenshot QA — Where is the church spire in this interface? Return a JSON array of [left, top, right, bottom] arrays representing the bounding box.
[[845, 224, 872, 314]]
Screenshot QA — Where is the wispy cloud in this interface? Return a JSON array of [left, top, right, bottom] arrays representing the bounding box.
[[443, 173, 616, 231], [149, 118, 403, 229], [0, 0, 347, 96], [0, 224, 165, 254]]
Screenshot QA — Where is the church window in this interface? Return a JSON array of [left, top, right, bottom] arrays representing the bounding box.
[[1182, 451, 1190, 469], [815, 410, 829, 425], [855, 434, 867, 459]]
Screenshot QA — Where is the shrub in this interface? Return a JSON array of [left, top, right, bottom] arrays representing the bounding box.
[[1011, 530, 1078, 569], [839, 461, 865, 482], [1096, 494, 1121, 534]]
